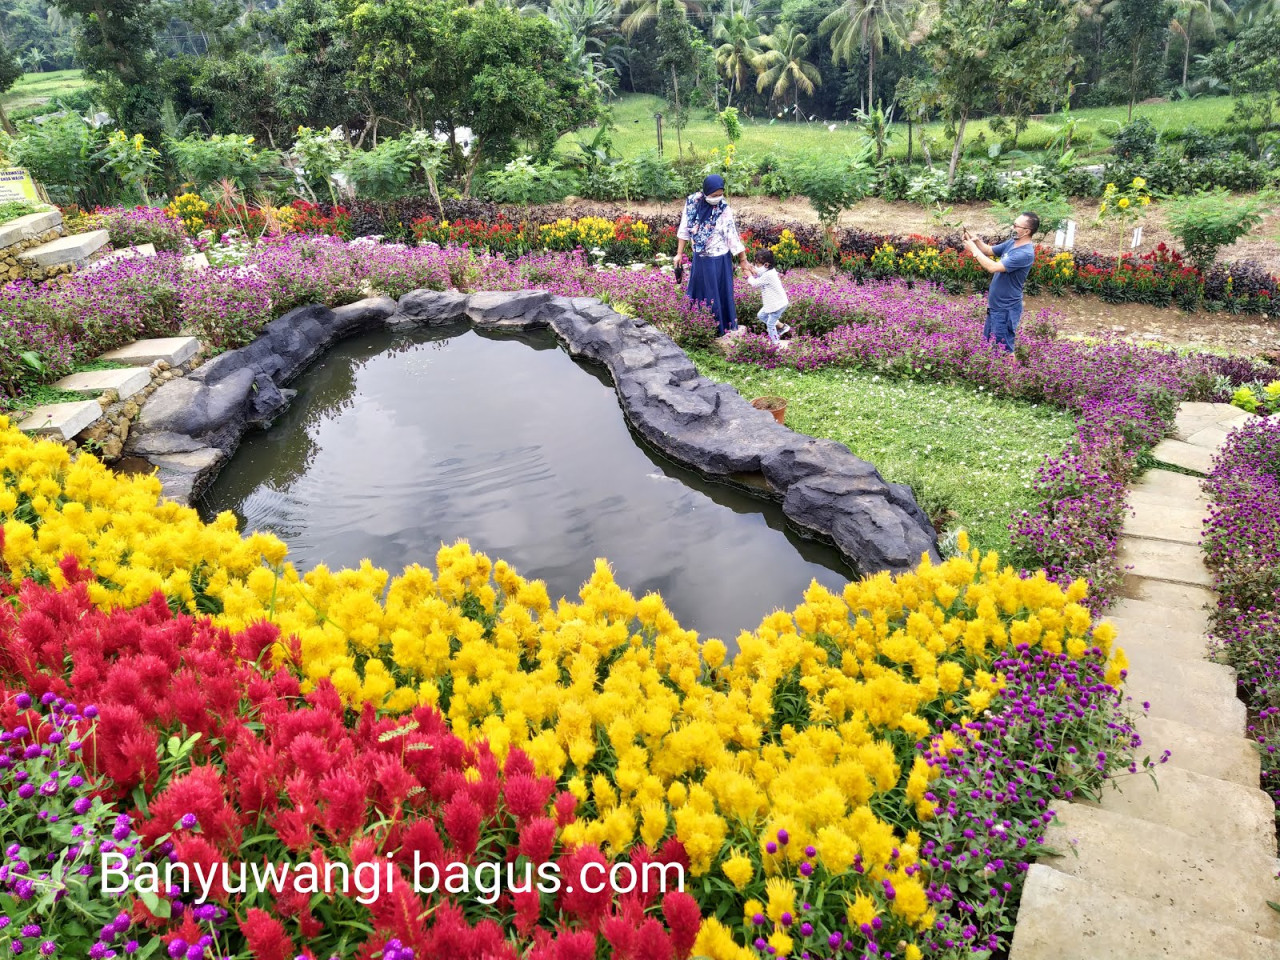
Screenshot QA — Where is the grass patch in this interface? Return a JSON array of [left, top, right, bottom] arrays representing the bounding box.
[[691, 350, 1077, 555], [1, 70, 88, 112], [562, 93, 1241, 168]]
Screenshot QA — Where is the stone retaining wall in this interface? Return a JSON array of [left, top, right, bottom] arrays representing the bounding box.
[[1, 227, 63, 282], [126, 290, 939, 576]]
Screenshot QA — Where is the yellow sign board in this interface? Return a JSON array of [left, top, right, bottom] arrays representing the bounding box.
[[0, 167, 39, 204]]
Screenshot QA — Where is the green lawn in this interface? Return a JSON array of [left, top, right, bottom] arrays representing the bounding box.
[[691, 351, 1077, 557], [1, 70, 88, 112], [562, 92, 1240, 168]]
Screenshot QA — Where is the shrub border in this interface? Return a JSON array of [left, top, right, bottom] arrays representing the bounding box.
[[125, 288, 940, 575]]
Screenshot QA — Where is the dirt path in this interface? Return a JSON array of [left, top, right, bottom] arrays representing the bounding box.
[[602, 195, 1280, 273]]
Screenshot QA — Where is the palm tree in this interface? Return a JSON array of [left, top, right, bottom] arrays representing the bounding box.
[[819, 0, 915, 110], [714, 12, 765, 107], [619, 0, 703, 36], [1168, 0, 1234, 88], [549, 0, 618, 48], [756, 24, 821, 116]]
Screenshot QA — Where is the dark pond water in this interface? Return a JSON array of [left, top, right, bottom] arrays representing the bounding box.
[[198, 325, 853, 642]]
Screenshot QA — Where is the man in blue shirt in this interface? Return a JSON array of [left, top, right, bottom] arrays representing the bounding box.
[[963, 212, 1039, 353]]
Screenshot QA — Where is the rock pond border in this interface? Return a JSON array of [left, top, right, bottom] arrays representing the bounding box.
[[126, 289, 939, 575]]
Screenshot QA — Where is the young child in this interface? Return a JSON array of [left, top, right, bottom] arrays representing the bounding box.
[[747, 249, 791, 344]]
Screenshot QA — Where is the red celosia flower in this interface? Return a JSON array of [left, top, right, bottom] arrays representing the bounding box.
[[512, 888, 543, 936], [662, 891, 701, 959], [443, 794, 483, 858], [518, 816, 557, 864], [504, 774, 555, 824], [240, 908, 293, 960], [557, 845, 611, 927], [553, 790, 577, 826], [319, 770, 368, 842], [552, 930, 598, 960], [634, 918, 674, 960]]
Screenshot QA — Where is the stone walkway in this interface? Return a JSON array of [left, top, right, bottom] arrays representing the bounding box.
[[1011, 402, 1280, 958]]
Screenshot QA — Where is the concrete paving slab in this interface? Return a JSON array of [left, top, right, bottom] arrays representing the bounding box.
[[1041, 804, 1280, 939], [1150, 438, 1213, 475], [1120, 643, 1236, 697], [18, 229, 109, 268], [1113, 577, 1216, 613], [1118, 535, 1213, 588], [54, 367, 151, 400], [1176, 401, 1244, 422], [1128, 468, 1205, 505], [85, 243, 157, 272], [0, 209, 61, 248], [183, 252, 209, 270], [1182, 423, 1231, 451], [15, 400, 102, 440], [1095, 764, 1276, 852], [1123, 499, 1204, 544], [1106, 614, 1208, 660], [1221, 412, 1256, 431], [1135, 714, 1261, 786], [1010, 864, 1279, 960], [1122, 672, 1246, 737], [98, 336, 199, 367]]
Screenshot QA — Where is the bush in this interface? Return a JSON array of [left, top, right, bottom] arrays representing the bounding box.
[[167, 133, 282, 191], [483, 155, 577, 206], [1163, 188, 1275, 269], [1110, 117, 1159, 161]]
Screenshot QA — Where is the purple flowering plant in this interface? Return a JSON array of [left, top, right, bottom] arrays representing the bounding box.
[[1202, 415, 1280, 819], [0, 691, 152, 959]]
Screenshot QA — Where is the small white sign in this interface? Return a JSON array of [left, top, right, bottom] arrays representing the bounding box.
[[1054, 227, 1065, 248], [1131, 226, 1143, 249], [1064, 219, 1076, 250]]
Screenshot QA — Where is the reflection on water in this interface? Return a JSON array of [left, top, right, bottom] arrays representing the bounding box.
[[199, 324, 853, 643]]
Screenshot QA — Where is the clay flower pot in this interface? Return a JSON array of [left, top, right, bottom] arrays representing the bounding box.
[[751, 395, 787, 425]]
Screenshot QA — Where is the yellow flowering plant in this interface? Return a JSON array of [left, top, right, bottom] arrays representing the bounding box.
[[165, 192, 211, 235], [1096, 177, 1153, 268], [0, 420, 1142, 957]]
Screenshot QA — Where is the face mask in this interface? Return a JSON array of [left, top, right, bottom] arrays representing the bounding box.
[[706, 195, 723, 205]]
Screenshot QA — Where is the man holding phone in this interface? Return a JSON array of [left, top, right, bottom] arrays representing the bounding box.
[[963, 212, 1039, 353]]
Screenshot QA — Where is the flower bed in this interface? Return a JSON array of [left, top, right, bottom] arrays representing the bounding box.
[[1202, 415, 1280, 819], [356, 205, 1280, 318], [0, 417, 1144, 959]]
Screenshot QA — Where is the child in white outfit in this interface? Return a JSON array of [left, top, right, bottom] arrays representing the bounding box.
[[747, 249, 791, 343]]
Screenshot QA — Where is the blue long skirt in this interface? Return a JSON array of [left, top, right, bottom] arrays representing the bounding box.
[[687, 252, 738, 336]]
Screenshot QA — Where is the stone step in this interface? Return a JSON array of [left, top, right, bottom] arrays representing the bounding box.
[[1128, 467, 1205, 505], [1221, 412, 1255, 432], [1112, 579, 1216, 616], [1041, 803, 1280, 940], [1122, 672, 1245, 737], [14, 400, 103, 441], [1135, 714, 1260, 786], [1175, 401, 1244, 423], [1182, 422, 1231, 451], [1119, 641, 1236, 699], [1106, 614, 1207, 659], [1122, 498, 1204, 545], [0, 209, 62, 249], [53, 367, 152, 401], [1150, 438, 1213, 475], [1094, 763, 1275, 852], [85, 243, 156, 273], [18, 229, 110, 268], [1118, 535, 1213, 588], [98, 336, 200, 368], [183, 252, 210, 270], [1010, 864, 1279, 960]]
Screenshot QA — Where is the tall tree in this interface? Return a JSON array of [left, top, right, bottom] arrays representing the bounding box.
[[655, 0, 701, 154], [619, 0, 702, 35], [48, 0, 165, 130], [914, 0, 1080, 183], [714, 11, 764, 107], [819, 0, 914, 110], [1168, 0, 1232, 88], [0, 40, 20, 135], [1100, 0, 1171, 119], [756, 22, 821, 114]]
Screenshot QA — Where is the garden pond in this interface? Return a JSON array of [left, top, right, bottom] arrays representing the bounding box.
[[199, 323, 853, 642]]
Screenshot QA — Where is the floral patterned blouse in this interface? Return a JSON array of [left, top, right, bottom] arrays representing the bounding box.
[[677, 193, 746, 258]]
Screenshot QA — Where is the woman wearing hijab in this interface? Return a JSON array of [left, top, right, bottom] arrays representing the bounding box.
[[674, 174, 751, 337]]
